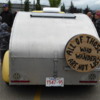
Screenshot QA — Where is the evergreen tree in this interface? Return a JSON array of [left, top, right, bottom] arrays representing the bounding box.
[[8, 0, 12, 11], [68, 1, 75, 13], [37, 0, 40, 4], [84, 5, 90, 14], [68, 1, 82, 13], [73, 7, 77, 13], [49, 0, 61, 7], [24, 0, 30, 11], [35, 0, 42, 10], [61, 3, 65, 12], [77, 8, 83, 13], [20, 0, 23, 10], [33, 0, 35, 10]]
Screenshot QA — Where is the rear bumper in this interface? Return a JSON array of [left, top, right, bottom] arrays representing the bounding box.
[[9, 70, 100, 86], [9, 58, 100, 86]]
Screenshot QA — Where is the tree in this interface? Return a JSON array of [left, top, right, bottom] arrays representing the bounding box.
[[33, 0, 36, 10], [49, 0, 61, 7], [20, 0, 23, 10], [24, 0, 30, 11], [77, 8, 83, 13], [68, 1, 82, 13], [35, 0, 42, 10], [68, 1, 75, 13], [8, 0, 12, 11], [61, 3, 66, 12], [84, 5, 90, 14]]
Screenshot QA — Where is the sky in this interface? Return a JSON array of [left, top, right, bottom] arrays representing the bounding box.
[[0, 0, 100, 9]]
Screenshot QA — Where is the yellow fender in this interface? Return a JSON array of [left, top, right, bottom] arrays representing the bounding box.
[[2, 51, 9, 83]]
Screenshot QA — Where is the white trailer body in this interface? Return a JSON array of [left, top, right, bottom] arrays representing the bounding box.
[[8, 12, 100, 86]]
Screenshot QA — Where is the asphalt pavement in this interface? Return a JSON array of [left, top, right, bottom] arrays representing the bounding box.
[[0, 63, 100, 100]]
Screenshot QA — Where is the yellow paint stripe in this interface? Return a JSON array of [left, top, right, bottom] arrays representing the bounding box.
[[34, 88, 41, 100]]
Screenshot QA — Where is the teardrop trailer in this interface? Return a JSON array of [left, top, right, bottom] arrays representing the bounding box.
[[2, 8, 100, 87]]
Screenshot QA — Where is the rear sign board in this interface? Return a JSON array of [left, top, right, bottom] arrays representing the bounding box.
[[65, 34, 100, 72]]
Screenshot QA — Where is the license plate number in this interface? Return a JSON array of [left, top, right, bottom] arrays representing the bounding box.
[[46, 77, 64, 87]]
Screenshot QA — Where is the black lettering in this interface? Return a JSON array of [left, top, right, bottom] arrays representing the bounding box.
[[70, 44, 76, 49], [68, 47, 74, 51], [88, 49, 92, 53], [75, 53, 98, 62], [89, 38, 95, 45], [90, 61, 99, 68], [68, 59, 78, 68], [80, 47, 92, 53], [93, 41, 98, 47], [75, 38, 80, 45], [86, 36, 100, 53], [77, 64, 88, 71], [80, 47, 85, 52], [66, 50, 73, 56], [76, 54, 81, 59], [90, 64, 95, 68], [86, 36, 91, 43], [75, 36, 83, 45], [66, 44, 76, 56], [96, 44, 100, 53], [79, 36, 83, 43]]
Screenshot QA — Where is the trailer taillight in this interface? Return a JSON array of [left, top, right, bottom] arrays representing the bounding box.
[[11, 80, 30, 83], [79, 81, 97, 83]]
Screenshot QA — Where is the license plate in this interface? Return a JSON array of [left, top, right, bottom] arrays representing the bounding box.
[[46, 77, 64, 87]]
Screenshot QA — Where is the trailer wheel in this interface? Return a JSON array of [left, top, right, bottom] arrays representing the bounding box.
[[2, 51, 9, 83]]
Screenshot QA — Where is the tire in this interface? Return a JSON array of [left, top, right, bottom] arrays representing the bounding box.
[[2, 51, 9, 83]]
